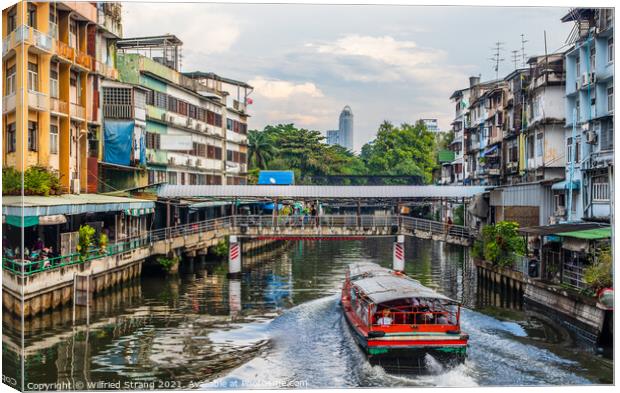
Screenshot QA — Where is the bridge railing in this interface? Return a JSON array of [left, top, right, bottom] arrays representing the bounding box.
[[232, 214, 401, 229], [399, 216, 472, 239], [149, 216, 232, 242]]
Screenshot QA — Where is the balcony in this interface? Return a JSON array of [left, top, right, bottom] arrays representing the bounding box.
[[3, 26, 54, 57], [28, 91, 49, 111], [95, 60, 119, 80], [3, 94, 16, 114], [97, 9, 123, 38], [233, 99, 247, 113], [76, 51, 94, 71], [71, 102, 86, 120], [56, 40, 75, 62], [50, 97, 69, 114]]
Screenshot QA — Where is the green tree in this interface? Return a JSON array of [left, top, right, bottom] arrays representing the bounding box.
[[360, 121, 437, 184], [247, 130, 277, 170]]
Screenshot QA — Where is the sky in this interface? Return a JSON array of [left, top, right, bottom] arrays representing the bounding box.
[[122, 2, 573, 152]]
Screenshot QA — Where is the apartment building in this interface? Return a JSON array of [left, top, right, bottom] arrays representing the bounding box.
[[501, 68, 530, 185], [562, 8, 614, 223], [522, 53, 567, 183], [184, 71, 253, 185], [3, 1, 121, 193], [448, 87, 470, 185], [104, 35, 251, 189]]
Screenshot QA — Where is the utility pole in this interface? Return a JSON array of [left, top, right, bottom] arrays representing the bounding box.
[[489, 41, 505, 82], [520, 33, 528, 67], [511, 50, 520, 70]]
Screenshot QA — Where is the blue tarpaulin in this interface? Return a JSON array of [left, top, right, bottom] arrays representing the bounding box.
[[139, 132, 146, 164], [104, 120, 134, 166], [481, 145, 499, 157], [258, 171, 295, 185]]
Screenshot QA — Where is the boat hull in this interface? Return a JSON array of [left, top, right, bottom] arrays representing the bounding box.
[[342, 302, 467, 370]]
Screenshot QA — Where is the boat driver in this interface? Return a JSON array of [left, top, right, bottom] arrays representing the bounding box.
[[377, 309, 393, 326]]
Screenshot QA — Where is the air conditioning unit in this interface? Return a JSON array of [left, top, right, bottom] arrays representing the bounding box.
[[167, 114, 175, 123], [589, 72, 597, 84], [195, 123, 202, 131], [186, 118, 193, 127], [161, 113, 167, 121], [168, 157, 175, 165], [586, 130, 598, 144], [186, 158, 192, 166], [195, 159, 201, 167], [580, 73, 588, 87]]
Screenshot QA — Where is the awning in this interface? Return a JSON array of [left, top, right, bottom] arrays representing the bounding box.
[[519, 223, 606, 236], [124, 207, 155, 217], [39, 214, 67, 225], [481, 145, 499, 157], [555, 227, 612, 240], [4, 215, 39, 228], [551, 179, 581, 190], [2, 194, 156, 217]]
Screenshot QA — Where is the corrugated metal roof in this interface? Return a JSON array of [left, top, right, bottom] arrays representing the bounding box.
[[556, 227, 612, 240], [519, 222, 607, 236], [157, 185, 488, 199], [2, 194, 155, 217]]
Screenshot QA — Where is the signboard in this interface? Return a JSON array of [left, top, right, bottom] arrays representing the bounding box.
[[161, 135, 192, 151]]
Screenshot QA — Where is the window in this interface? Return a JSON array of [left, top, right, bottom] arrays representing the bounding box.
[[589, 44, 596, 70], [146, 132, 161, 149], [50, 63, 59, 98], [168, 96, 178, 113], [227, 149, 233, 161], [6, 123, 16, 153], [27, 3, 37, 28], [28, 121, 38, 152], [5, 65, 16, 95], [50, 124, 59, 154], [227, 118, 233, 130], [575, 98, 581, 123], [28, 63, 38, 91], [535, 132, 543, 157], [7, 7, 16, 32], [567, 136, 581, 163], [69, 19, 77, 48], [575, 54, 580, 76], [592, 176, 610, 201], [103, 87, 132, 106], [607, 85, 613, 112], [555, 193, 566, 209], [180, 172, 186, 185], [527, 135, 535, 159], [168, 171, 177, 185], [178, 101, 188, 116], [608, 37, 614, 63], [601, 121, 614, 151], [154, 91, 167, 109], [214, 146, 222, 160]]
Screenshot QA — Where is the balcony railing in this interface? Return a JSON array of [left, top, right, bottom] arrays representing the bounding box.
[[76, 51, 94, 70], [56, 40, 75, 61], [103, 104, 133, 119], [95, 60, 119, 80], [70, 102, 86, 119], [48, 21, 58, 39], [50, 97, 69, 113], [233, 99, 247, 113], [97, 10, 123, 37], [28, 91, 49, 111], [2, 93, 16, 114], [3, 26, 54, 56]]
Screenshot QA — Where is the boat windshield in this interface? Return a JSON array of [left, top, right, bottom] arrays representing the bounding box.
[[372, 297, 459, 326]]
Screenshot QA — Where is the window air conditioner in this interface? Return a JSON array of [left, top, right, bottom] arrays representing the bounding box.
[[586, 130, 597, 144]]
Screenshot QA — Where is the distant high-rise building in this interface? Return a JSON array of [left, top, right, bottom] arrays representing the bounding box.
[[326, 130, 340, 146], [419, 118, 440, 133], [339, 105, 354, 150]]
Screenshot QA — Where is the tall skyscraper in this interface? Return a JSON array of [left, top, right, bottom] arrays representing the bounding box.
[[339, 105, 354, 150]]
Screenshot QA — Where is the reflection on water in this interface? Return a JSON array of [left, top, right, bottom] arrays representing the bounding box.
[[2, 238, 613, 388]]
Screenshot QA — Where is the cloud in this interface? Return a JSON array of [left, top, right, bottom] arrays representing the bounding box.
[[248, 77, 324, 99], [122, 3, 241, 56]]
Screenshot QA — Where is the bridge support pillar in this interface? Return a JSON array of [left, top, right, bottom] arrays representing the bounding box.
[[393, 234, 405, 272], [228, 235, 242, 278]]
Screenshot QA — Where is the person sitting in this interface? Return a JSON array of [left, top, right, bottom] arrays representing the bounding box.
[[376, 309, 393, 326]]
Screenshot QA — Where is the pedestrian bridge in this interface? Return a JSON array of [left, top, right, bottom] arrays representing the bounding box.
[[3, 214, 474, 316]]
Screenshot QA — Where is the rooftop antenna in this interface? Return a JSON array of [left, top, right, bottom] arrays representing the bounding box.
[[520, 34, 528, 67], [489, 41, 505, 82], [511, 50, 520, 70]]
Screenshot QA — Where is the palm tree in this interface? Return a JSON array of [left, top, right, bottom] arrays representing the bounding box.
[[247, 130, 276, 170]]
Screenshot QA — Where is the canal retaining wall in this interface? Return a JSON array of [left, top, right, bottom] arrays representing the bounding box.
[[475, 259, 608, 346]]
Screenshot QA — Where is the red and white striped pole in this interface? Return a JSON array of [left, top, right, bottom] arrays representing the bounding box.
[[228, 235, 241, 277], [393, 235, 405, 272]]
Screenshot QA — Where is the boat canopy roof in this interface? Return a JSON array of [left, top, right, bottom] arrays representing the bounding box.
[[348, 263, 455, 304]]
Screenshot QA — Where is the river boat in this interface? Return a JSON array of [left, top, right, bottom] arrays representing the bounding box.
[[341, 262, 468, 370]]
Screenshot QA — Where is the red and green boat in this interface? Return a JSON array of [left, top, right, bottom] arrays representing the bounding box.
[[341, 262, 468, 370]]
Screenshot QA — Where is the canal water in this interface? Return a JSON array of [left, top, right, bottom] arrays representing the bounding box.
[[3, 238, 613, 389]]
